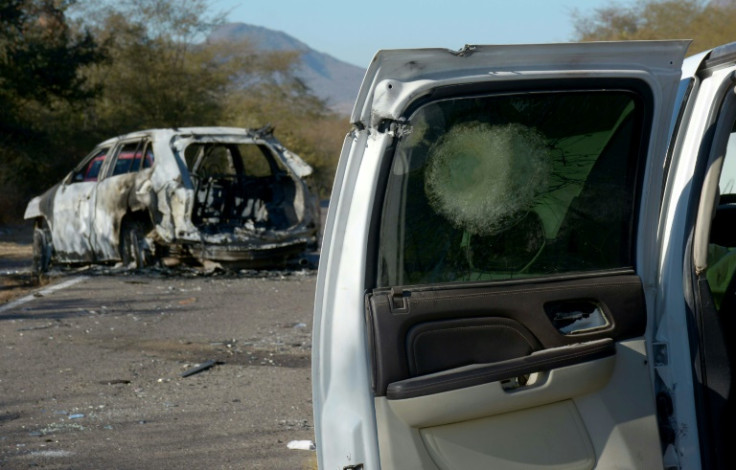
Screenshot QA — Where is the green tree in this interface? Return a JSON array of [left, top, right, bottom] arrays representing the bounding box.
[[77, 0, 229, 132], [0, 0, 103, 222], [572, 0, 736, 53], [0, 0, 345, 221]]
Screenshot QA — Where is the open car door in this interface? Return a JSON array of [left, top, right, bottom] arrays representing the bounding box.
[[313, 41, 689, 469]]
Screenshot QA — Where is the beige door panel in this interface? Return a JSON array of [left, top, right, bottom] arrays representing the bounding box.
[[387, 353, 615, 428], [375, 339, 662, 469]]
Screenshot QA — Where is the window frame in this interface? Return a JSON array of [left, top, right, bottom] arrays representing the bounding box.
[[106, 139, 152, 179]]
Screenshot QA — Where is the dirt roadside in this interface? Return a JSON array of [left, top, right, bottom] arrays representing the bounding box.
[[0, 222, 38, 305]]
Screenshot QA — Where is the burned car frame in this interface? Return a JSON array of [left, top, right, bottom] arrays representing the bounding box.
[[24, 126, 319, 272]]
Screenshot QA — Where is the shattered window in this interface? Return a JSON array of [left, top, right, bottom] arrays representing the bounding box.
[[376, 89, 646, 287]]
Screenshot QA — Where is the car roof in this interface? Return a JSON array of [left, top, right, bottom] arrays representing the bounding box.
[[96, 127, 273, 147]]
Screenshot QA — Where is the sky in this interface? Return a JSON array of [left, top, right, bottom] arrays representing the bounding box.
[[214, 0, 615, 67]]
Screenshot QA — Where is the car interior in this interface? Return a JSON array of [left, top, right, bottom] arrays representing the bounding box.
[[185, 142, 301, 234]]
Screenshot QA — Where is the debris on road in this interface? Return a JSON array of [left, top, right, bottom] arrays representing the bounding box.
[[180, 359, 220, 377], [99, 379, 132, 385], [287, 440, 316, 451]]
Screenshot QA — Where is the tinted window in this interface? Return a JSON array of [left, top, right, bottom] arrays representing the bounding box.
[[376, 90, 646, 287]]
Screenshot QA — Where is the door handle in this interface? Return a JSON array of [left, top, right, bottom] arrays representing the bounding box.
[[546, 300, 609, 335]]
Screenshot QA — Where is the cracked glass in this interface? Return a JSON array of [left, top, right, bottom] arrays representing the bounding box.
[[376, 90, 646, 287]]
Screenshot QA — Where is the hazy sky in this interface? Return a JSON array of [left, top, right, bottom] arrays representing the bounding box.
[[214, 0, 614, 67]]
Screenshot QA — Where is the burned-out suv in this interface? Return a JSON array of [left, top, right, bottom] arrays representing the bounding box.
[[25, 126, 319, 272]]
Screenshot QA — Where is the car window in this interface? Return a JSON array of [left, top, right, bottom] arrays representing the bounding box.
[[73, 148, 109, 182], [237, 144, 274, 177], [718, 124, 736, 195], [706, 120, 736, 308], [112, 141, 143, 176], [187, 144, 237, 176], [376, 89, 647, 287]]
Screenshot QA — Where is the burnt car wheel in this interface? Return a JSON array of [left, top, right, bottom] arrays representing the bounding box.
[[32, 222, 53, 277], [120, 219, 154, 269]]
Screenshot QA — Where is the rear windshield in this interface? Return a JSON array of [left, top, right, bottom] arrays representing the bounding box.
[[184, 142, 280, 177], [376, 89, 648, 287]]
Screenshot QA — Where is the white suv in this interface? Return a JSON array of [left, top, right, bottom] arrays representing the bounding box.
[[313, 40, 736, 469]]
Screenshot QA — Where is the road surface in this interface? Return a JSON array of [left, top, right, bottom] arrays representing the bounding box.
[[0, 270, 317, 469]]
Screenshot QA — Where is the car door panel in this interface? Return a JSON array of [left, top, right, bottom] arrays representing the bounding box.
[[92, 140, 155, 261], [93, 171, 145, 261], [387, 338, 614, 400], [366, 273, 658, 468], [405, 316, 542, 378], [51, 181, 96, 262], [367, 273, 646, 397], [313, 41, 689, 470], [385, 352, 615, 427], [375, 339, 658, 469], [420, 400, 595, 470]]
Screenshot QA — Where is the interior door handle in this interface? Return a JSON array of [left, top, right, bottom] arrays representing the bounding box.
[[546, 300, 609, 335]]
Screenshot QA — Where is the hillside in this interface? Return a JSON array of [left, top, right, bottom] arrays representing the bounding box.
[[209, 23, 365, 115]]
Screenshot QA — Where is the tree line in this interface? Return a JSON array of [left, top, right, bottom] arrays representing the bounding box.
[[572, 0, 736, 52], [0, 0, 347, 223]]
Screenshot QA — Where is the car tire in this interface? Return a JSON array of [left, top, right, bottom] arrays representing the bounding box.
[[32, 222, 52, 279], [120, 219, 154, 269]]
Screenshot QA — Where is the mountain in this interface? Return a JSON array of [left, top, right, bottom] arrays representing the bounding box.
[[209, 23, 365, 115]]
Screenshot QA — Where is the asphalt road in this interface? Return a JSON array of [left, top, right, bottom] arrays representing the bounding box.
[[0, 270, 317, 469]]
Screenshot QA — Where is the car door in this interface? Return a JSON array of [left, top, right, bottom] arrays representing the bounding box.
[[92, 138, 155, 261], [50, 146, 111, 263], [313, 41, 689, 470]]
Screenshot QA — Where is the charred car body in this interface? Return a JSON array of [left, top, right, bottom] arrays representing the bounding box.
[[24, 127, 319, 272]]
